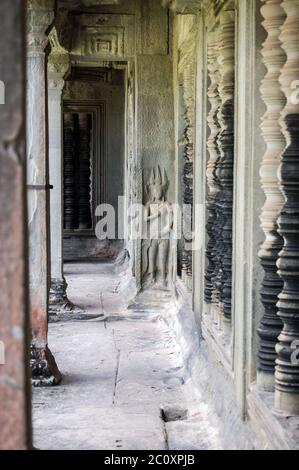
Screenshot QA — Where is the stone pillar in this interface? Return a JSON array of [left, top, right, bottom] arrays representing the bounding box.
[[48, 29, 73, 317], [257, 0, 286, 392], [0, 0, 32, 449], [136, 0, 175, 292], [275, 0, 299, 414], [27, 0, 61, 385]]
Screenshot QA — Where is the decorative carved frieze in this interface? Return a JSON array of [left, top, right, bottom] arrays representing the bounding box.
[[82, 29, 123, 56], [48, 27, 70, 85], [72, 14, 135, 58], [275, 0, 299, 414], [257, 0, 286, 391]]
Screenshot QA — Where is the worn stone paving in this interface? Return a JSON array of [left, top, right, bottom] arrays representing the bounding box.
[[33, 262, 221, 450]]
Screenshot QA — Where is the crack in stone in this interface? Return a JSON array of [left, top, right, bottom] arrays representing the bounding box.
[[112, 329, 121, 406], [162, 420, 169, 450], [100, 291, 105, 316]]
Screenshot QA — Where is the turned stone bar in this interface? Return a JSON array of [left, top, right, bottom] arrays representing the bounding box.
[[205, 35, 221, 310], [27, 0, 61, 385], [275, 0, 299, 414], [78, 113, 92, 230], [63, 113, 77, 230], [257, 0, 285, 392], [209, 10, 235, 331]]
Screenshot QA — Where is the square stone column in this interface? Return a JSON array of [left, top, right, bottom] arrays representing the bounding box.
[[27, 0, 61, 385], [0, 1, 31, 449], [48, 30, 73, 318]]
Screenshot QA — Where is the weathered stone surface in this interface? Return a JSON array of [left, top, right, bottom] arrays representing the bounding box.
[[71, 13, 135, 59], [248, 384, 299, 450], [0, 0, 31, 450], [138, 0, 169, 55]]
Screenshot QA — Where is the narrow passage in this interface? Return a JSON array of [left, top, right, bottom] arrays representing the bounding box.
[[33, 262, 221, 450]]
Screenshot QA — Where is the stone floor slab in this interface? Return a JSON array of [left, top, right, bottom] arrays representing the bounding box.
[[33, 262, 222, 450]]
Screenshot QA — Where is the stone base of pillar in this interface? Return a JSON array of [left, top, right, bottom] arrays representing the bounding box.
[[275, 389, 299, 415], [30, 344, 62, 386], [257, 369, 275, 393], [49, 278, 75, 317]]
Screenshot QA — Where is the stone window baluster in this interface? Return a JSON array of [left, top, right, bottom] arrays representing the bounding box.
[[257, 0, 286, 392], [78, 113, 92, 230], [205, 34, 221, 315], [63, 113, 77, 230], [275, 0, 299, 414], [211, 10, 235, 330]]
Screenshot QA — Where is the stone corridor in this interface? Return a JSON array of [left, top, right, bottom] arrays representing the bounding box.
[[2, 0, 299, 451], [33, 262, 221, 450]]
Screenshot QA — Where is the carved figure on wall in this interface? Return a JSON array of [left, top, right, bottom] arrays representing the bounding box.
[[142, 166, 173, 289]]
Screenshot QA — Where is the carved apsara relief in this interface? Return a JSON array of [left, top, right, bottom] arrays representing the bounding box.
[[141, 167, 173, 290]]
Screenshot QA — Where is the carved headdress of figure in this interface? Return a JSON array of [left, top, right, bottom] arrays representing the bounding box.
[[146, 166, 168, 202]]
